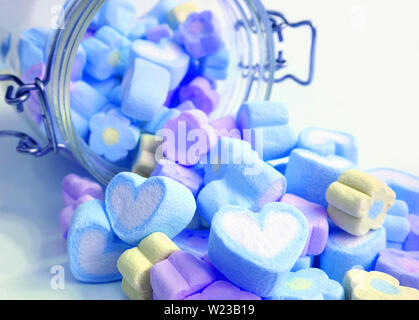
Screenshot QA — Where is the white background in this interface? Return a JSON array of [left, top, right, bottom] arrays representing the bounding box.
[[0, 0, 418, 299]]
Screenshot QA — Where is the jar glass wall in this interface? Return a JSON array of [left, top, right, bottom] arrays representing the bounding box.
[[0, 0, 276, 185], [47, 0, 275, 184]]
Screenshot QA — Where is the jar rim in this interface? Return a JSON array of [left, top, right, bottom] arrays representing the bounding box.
[[45, 0, 276, 185]]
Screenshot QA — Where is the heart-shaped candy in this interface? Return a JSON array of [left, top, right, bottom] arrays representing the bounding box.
[[105, 172, 196, 245], [67, 200, 131, 283], [208, 202, 308, 297]]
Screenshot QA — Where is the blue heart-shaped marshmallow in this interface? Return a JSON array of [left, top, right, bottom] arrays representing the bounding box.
[[208, 202, 309, 297]]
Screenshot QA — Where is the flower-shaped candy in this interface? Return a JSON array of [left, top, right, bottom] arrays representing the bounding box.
[[376, 249, 419, 290], [269, 268, 344, 300], [343, 269, 419, 300], [326, 169, 396, 236], [89, 108, 140, 162], [177, 11, 222, 59]]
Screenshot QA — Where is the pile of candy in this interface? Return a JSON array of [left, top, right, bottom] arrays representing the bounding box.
[[58, 96, 419, 300], [19, 0, 419, 300], [18, 0, 230, 169]]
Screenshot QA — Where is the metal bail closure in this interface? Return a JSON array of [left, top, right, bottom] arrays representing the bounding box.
[[268, 10, 317, 86], [0, 74, 63, 157]]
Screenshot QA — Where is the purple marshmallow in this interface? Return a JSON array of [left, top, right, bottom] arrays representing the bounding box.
[[280, 193, 329, 256], [146, 24, 173, 43], [58, 194, 97, 239], [61, 174, 103, 207], [209, 116, 241, 140], [151, 159, 204, 196], [176, 100, 196, 112], [177, 11, 222, 59], [179, 77, 220, 115], [185, 281, 261, 300], [163, 109, 218, 166], [150, 250, 218, 300], [375, 249, 419, 290], [405, 215, 419, 251]]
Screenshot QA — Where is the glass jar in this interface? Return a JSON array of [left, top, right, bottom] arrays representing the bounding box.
[[0, 0, 315, 185]]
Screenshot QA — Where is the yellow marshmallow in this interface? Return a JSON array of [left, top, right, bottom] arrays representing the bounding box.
[[343, 269, 419, 300], [131, 134, 163, 178], [117, 232, 179, 300], [326, 169, 396, 236], [167, 2, 198, 28]]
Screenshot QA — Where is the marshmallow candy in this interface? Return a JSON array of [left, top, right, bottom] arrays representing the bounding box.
[[67, 200, 131, 282], [376, 249, 419, 290], [118, 232, 180, 300], [367, 168, 419, 215], [208, 202, 309, 297], [320, 226, 386, 282], [405, 215, 419, 251], [280, 194, 329, 256], [121, 58, 171, 121], [131, 134, 164, 178], [185, 281, 261, 300], [62, 174, 103, 207], [151, 159, 204, 196], [343, 269, 419, 300], [326, 169, 396, 236], [236, 101, 297, 161], [105, 172, 196, 245], [131, 39, 190, 90], [268, 268, 344, 300], [285, 149, 357, 208], [297, 127, 358, 163], [197, 147, 286, 224], [150, 250, 218, 300]]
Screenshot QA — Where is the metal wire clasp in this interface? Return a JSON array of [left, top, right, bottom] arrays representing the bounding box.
[[268, 10, 317, 86], [0, 74, 62, 156]]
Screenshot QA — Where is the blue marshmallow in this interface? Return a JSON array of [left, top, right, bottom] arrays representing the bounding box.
[[291, 256, 314, 272], [147, 0, 184, 23], [383, 213, 411, 243], [270, 157, 289, 176], [320, 226, 386, 282], [96, 0, 136, 36], [128, 16, 159, 40], [70, 81, 108, 119], [200, 47, 230, 80], [144, 106, 181, 134], [71, 110, 89, 141], [121, 58, 171, 121], [83, 75, 120, 97], [367, 168, 419, 215], [105, 172, 196, 245], [82, 37, 115, 80], [71, 45, 87, 81], [236, 102, 296, 161], [95, 25, 131, 48], [237, 101, 290, 129], [297, 127, 358, 163], [253, 125, 297, 161], [131, 39, 190, 90], [108, 85, 122, 105], [208, 203, 309, 297], [268, 268, 344, 300], [386, 241, 404, 250], [387, 200, 409, 217], [285, 148, 357, 208], [18, 28, 49, 74], [173, 229, 209, 259], [67, 200, 131, 283], [197, 146, 286, 224], [202, 137, 259, 185]]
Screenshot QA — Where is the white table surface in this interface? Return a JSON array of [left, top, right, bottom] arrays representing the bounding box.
[[0, 0, 418, 299]]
